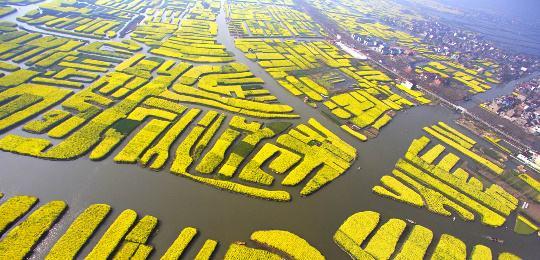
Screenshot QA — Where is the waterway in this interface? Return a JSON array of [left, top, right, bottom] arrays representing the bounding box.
[[461, 71, 540, 109], [0, 1, 538, 259]]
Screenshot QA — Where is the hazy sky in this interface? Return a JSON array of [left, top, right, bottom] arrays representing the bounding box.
[[440, 0, 540, 19]]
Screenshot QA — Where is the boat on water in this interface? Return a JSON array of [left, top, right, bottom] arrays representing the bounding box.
[[484, 236, 504, 244]]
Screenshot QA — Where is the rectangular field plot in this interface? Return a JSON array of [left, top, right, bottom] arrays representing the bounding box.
[[17, 0, 143, 39], [227, 2, 325, 38], [236, 38, 431, 140]]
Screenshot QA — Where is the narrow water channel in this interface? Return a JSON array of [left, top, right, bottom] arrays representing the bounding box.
[[0, 1, 538, 259]]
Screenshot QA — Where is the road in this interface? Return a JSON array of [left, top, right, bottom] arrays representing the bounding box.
[[361, 48, 534, 154], [297, 0, 536, 154]]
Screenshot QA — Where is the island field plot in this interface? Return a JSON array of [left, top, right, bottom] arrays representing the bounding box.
[[225, 1, 325, 38], [0, 192, 525, 259], [0, 0, 538, 259], [307, 0, 505, 96]]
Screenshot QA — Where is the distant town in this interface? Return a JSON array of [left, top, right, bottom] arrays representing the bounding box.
[[0, 0, 538, 259], [483, 78, 540, 136]]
